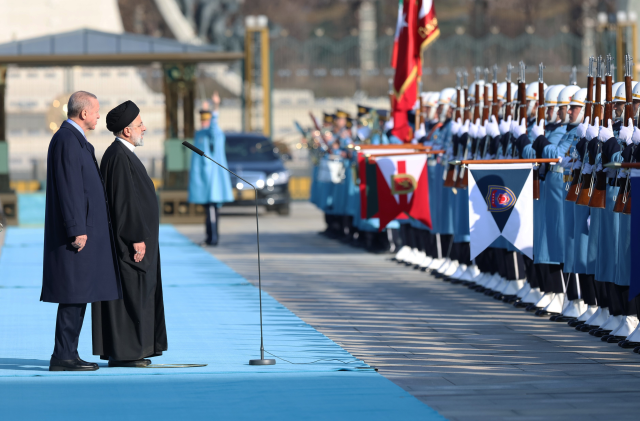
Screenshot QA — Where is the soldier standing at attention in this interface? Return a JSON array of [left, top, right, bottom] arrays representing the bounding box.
[[188, 92, 234, 246]]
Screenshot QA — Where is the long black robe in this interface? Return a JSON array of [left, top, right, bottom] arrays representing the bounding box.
[[92, 140, 167, 361]]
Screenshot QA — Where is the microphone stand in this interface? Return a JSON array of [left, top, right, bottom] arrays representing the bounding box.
[[182, 141, 276, 366]]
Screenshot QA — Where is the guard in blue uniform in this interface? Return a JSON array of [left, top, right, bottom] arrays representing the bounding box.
[[188, 93, 234, 246]]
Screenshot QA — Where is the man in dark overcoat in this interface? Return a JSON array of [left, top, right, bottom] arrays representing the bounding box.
[[42, 91, 121, 372], [92, 101, 167, 367]]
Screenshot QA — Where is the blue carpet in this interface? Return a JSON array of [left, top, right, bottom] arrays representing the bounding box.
[[17, 193, 46, 226], [0, 226, 445, 420]]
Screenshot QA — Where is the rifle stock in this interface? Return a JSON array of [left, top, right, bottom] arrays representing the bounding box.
[[565, 71, 594, 202], [588, 58, 612, 209], [533, 68, 545, 200], [576, 57, 603, 206]]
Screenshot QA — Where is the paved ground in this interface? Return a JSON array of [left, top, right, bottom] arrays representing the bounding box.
[[178, 202, 640, 421]]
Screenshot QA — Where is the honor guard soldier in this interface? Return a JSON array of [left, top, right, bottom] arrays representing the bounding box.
[[187, 92, 234, 246]]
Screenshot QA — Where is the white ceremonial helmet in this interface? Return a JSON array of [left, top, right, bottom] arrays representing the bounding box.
[[426, 92, 441, 120], [567, 87, 587, 123], [438, 87, 457, 120], [633, 81, 640, 100], [421, 91, 433, 103], [613, 82, 637, 102], [468, 80, 486, 102], [544, 85, 567, 123], [526, 81, 548, 117], [556, 85, 587, 124], [452, 91, 466, 108], [496, 82, 507, 101], [526, 82, 548, 101]]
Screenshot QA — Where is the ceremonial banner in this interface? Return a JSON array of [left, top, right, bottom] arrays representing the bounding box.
[[629, 170, 640, 300], [358, 149, 405, 219], [390, 0, 418, 143], [468, 163, 534, 259], [391, 0, 439, 143], [374, 154, 431, 231], [416, 0, 440, 62]]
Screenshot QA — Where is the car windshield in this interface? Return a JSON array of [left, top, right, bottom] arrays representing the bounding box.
[[225, 135, 279, 162]]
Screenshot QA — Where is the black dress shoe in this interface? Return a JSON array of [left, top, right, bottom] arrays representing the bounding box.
[[77, 358, 98, 368], [569, 319, 584, 327], [108, 358, 151, 368], [50, 357, 99, 371], [600, 334, 613, 341], [525, 304, 539, 312], [618, 340, 640, 349], [503, 295, 518, 303], [513, 301, 529, 308], [607, 336, 624, 344], [633, 346, 640, 353], [553, 316, 576, 323], [579, 324, 595, 332]]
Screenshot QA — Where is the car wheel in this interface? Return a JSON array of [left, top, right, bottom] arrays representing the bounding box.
[[276, 204, 290, 216]]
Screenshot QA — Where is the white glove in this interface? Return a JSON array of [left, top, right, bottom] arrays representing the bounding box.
[[559, 155, 573, 169], [509, 118, 519, 137], [619, 119, 634, 145], [459, 119, 470, 135], [384, 117, 394, 132], [531, 119, 545, 138], [477, 121, 487, 138], [598, 119, 613, 142], [469, 119, 480, 138], [585, 117, 600, 141], [511, 118, 527, 138], [576, 116, 590, 138], [486, 116, 500, 138], [632, 126, 640, 145], [451, 118, 461, 136], [499, 115, 512, 135], [413, 123, 426, 140]]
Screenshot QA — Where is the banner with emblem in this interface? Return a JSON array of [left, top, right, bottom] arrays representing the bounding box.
[[373, 154, 431, 231], [468, 163, 534, 259]]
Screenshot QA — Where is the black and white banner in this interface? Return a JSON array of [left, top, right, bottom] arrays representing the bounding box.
[[468, 163, 534, 259]]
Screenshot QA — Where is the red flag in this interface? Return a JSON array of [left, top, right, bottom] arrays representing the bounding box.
[[391, 0, 418, 143], [391, 0, 439, 142], [416, 0, 440, 76], [390, 0, 404, 68], [374, 154, 431, 231]]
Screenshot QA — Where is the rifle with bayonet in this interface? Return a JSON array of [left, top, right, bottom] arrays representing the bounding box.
[[566, 56, 595, 202], [532, 62, 545, 200], [483, 67, 491, 123], [589, 54, 613, 209], [517, 61, 527, 133], [614, 55, 635, 213], [455, 68, 482, 189], [505, 63, 513, 121], [455, 72, 462, 122], [491, 64, 500, 119], [576, 55, 603, 206], [463, 71, 470, 122]]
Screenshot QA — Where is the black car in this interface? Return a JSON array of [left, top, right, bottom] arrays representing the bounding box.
[[225, 133, 291, 215]]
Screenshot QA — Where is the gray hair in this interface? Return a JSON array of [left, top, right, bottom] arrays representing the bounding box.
[[67, 91, 97, 118]]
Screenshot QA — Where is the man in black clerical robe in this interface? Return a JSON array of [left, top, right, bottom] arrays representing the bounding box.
[[92, 100, 168, 367]]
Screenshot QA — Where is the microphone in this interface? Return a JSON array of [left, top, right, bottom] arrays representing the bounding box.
[[182, 141, 275, 366]]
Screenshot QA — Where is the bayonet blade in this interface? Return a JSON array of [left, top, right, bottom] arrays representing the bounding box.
[[492, 64, 498, 83], [506, 63, 513, 83], [588, 56, 594, 77], [539, 62, 544, 83]]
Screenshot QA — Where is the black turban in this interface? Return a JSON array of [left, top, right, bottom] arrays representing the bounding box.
[[106, 100, 140, 133]]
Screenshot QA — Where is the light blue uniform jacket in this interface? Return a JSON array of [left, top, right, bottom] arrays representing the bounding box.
[[188, 113, 234, 205]]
